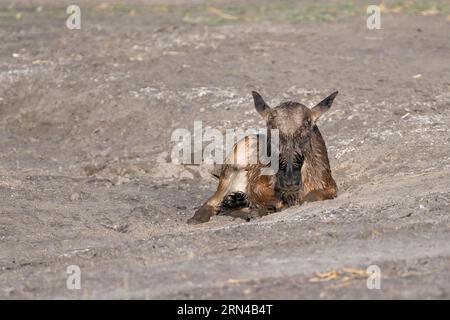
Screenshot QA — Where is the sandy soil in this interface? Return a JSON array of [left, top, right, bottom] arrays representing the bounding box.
[[1, 0, 450, 299]]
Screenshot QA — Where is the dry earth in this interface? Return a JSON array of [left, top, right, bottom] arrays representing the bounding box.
[[0, 0, 450, 299]]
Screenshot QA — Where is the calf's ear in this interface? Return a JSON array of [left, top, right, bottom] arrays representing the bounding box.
[[311, 91, 338, 122], [252, 91, 271, 119]]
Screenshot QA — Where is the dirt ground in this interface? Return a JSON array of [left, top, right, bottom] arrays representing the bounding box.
[[1, 0, 450, 299]]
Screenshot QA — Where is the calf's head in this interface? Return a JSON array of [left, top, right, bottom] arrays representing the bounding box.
[[252, 90, 338, 192]]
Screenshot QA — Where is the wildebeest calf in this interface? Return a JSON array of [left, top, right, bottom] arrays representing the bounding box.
[[187, 91, 338, 224]]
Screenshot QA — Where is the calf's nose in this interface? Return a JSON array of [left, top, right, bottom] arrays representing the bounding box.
[[284, 161, 294, 187]]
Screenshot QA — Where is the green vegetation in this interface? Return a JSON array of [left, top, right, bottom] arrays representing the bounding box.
[[1, 0, 449, 25]]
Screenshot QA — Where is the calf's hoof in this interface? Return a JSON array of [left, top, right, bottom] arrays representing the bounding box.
[[187, 206, 214, 224]]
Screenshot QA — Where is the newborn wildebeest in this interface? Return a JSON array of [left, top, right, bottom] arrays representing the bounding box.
[[187, 91, 338, 224]]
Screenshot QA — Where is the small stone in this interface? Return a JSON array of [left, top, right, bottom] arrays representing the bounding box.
[[113, 176, 131, 186], [83, 163, 106, 176], [180, 170, 194, 180], [70, 192, 81, 201]]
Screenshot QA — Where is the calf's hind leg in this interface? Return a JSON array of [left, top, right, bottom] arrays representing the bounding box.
[[302, 188, 337, 203]]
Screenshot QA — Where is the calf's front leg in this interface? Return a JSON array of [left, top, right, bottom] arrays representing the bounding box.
[[187, 178, 229, 224]]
